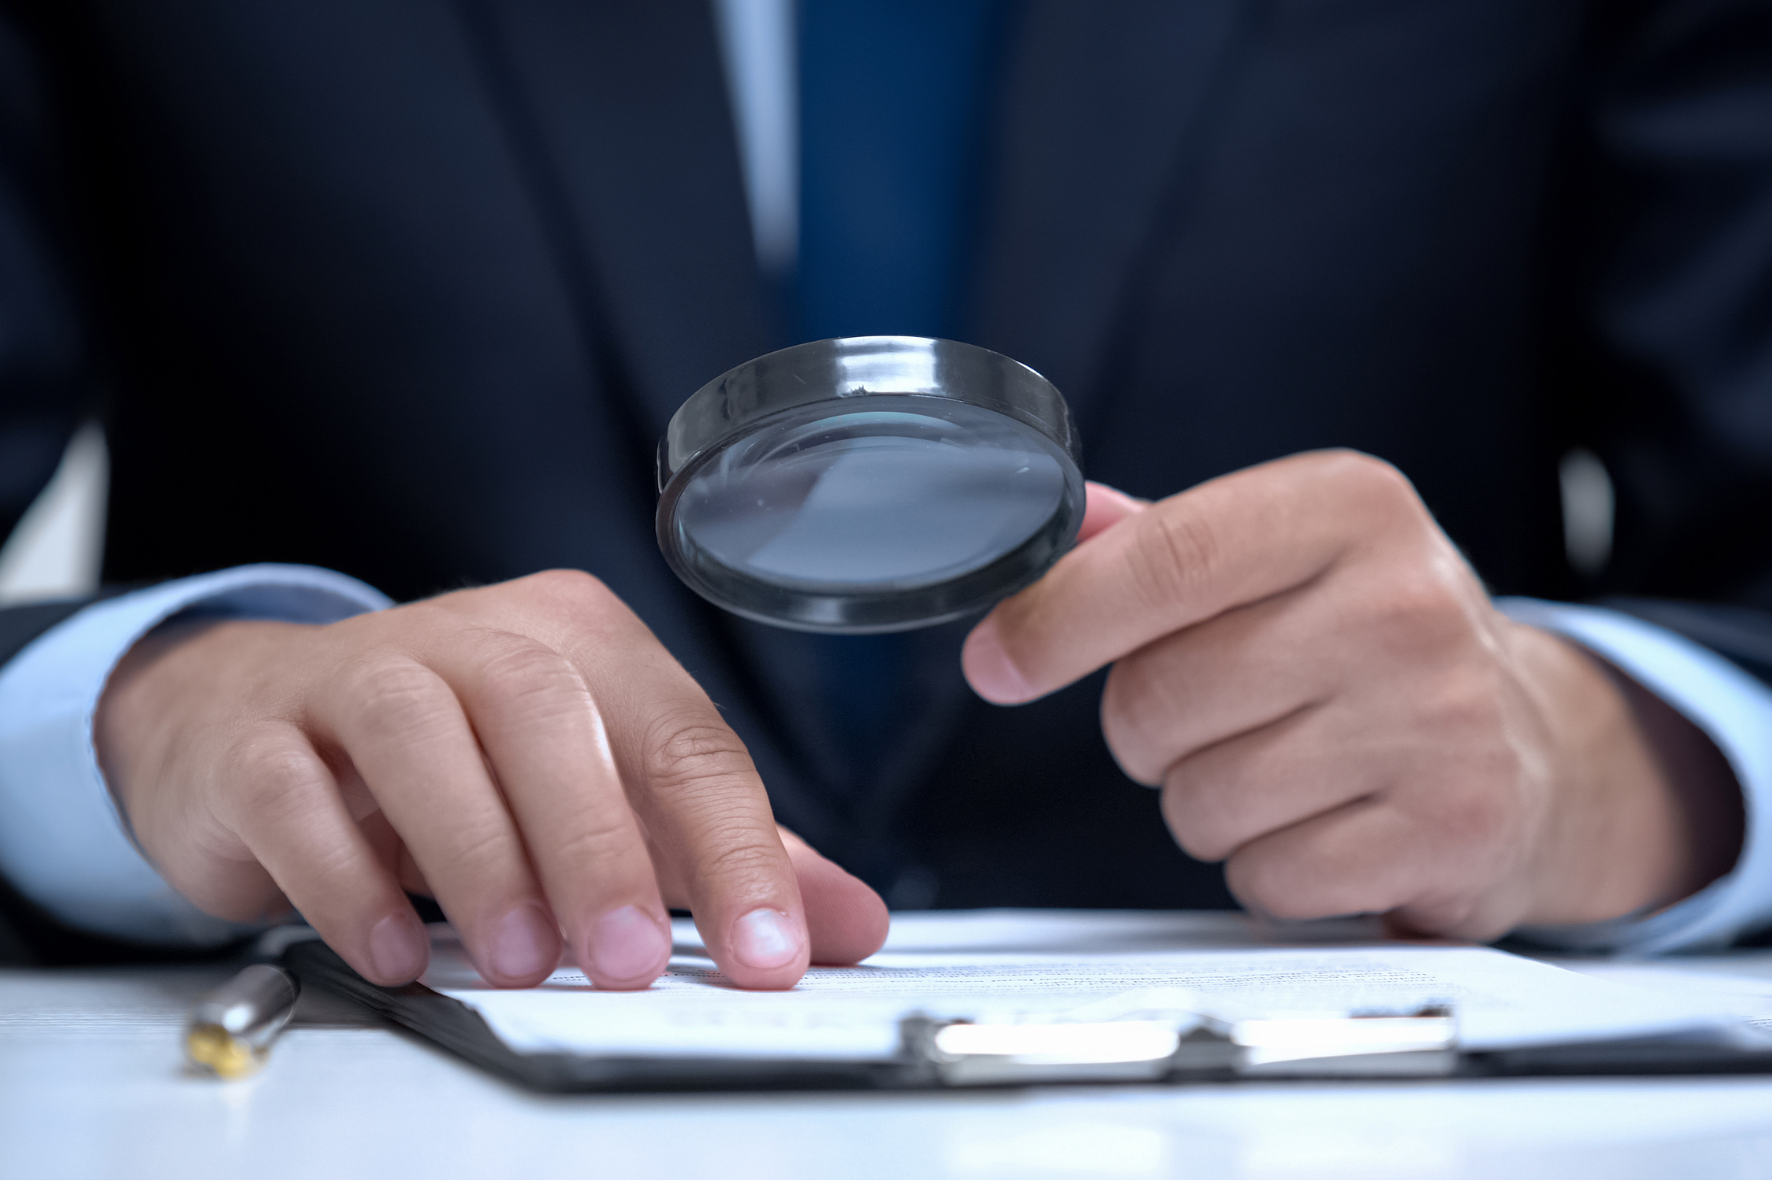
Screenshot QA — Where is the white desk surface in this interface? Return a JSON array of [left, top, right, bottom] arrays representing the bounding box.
[[9, 933, 1772, 1179]]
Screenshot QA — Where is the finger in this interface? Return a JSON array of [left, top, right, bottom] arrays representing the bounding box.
[[430, 628, 669, 991], [1155, 702, 1379, 861], [1100, 584, 1336, 783], [1223, 793, 1513, 939], [964, 450, 1414, 703], [1223, 796, 1422, 922], [529, 572, 810, 989], [777, 828, 890, 965], [1077, 481, 1149, 543], [618, 697, 807, 989], [222, 725, 430, 986], [313, 654, 561, 989]]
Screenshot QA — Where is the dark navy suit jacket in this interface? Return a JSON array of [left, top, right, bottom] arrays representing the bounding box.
[[2, 0, 1771, 961]]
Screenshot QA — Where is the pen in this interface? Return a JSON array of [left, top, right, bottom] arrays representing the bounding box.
[[184, 963, 301, 1079]]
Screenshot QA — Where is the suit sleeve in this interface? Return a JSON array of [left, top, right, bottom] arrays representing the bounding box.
[[1583, 0, 1772, 630]]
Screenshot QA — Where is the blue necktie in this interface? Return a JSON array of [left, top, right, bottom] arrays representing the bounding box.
[[795, 0, 1009, 783], [797, 0, 1007, 344]]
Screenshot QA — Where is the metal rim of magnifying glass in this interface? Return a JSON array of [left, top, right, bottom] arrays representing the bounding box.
[[655, 336, 1086, 633]]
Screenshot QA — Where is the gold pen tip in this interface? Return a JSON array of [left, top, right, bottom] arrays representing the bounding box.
[[186, 1023, 264, 1080]]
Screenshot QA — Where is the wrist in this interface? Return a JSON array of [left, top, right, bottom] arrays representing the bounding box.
[[1601, 654, 1744, 903], [1507, 620, 1741, 924]]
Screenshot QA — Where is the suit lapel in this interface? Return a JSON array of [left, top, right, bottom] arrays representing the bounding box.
[[460, 0, 774, 440], [967, 0, 1258, 433]]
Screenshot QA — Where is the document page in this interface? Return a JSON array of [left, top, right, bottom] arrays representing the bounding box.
[[418, 910, 1735, 1060]]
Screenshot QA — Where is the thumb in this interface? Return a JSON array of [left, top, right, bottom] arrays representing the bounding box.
[[777, 827, 890, 965]]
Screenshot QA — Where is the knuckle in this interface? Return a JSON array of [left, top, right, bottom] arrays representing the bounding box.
[[1381, 570, 1455, 626], [1314, 450, 1436, 539], [432, 822, 514, 876], [225, 734, 327, 825], [1131, 508, 1222, 611], [1366, 565, 1471, 654], [474, 636, 590, 717], [337, 656, 455, 740], [1434, 663, 1504, 728], [524, 568, 614, 610], [641, 713, 757, 797], [1323, 450, 1415, 508], [549, 813, 643, 868], [698, 833, 788, 884]]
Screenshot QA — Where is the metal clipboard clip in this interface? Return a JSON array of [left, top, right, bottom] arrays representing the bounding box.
[[901, 998, 1458, 1086]]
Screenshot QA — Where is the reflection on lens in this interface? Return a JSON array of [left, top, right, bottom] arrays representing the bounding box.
[[676, 403, 1066, 592]]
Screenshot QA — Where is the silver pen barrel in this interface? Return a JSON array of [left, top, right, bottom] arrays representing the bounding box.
[[185, 963, 301, 1079]]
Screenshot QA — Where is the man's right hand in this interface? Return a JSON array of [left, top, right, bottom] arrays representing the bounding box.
[[93, 570, 889, 991]]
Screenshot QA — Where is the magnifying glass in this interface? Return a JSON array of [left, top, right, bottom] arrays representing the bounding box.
[[656, 336, 1085, 633]]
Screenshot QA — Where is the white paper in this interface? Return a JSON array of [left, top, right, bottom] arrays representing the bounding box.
[[419, 910, 1737, 1060], [1549, 959, 1772, 1042]]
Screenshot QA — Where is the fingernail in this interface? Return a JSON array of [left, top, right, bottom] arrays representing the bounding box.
[[587, 906, 670, 983], [367, 912, 429, 983], [731, 907, 802, 970], [488, 904, 557, 982], [964, 618, 1033, 704]]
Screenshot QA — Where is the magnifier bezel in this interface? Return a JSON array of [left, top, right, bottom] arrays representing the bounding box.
[[656, 337, 1084, 633]]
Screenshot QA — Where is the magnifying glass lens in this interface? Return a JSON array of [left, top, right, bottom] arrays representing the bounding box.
[[657, 338, 1084, 633]]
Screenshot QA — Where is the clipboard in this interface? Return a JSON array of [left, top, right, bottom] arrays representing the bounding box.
[[283, 929, 1772, 1095]]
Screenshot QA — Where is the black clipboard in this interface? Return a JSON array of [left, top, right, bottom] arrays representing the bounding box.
[[284, 940, 1772, 1094]]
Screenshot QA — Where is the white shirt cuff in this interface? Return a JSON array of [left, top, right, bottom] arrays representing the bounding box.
[[1498, 597, 1772, 955], [0, 565, 392, 946]]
